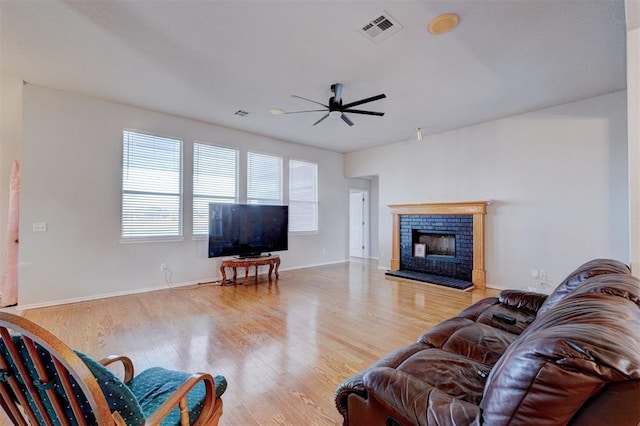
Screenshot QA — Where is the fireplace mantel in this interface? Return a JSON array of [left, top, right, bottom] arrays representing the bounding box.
[[388, 201, 489, 289]]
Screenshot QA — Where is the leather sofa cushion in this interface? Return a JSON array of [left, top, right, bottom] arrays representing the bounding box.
[[394, 348, 489, 404], [481, 274, 640, 425], [537, 258, 630, 316], [474, 305, 534, 335], [417, 316, 475, 348], [441, 323, 518, 366], [418, 319, 518, 366]]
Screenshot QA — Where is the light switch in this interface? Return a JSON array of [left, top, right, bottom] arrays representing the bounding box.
[[32, 222, 47, 232]]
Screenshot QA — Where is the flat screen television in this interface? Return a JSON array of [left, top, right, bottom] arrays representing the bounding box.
[[208, 203, 289, 258]]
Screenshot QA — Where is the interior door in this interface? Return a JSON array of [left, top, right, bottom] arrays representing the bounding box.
[[349, 190, 369, 258]]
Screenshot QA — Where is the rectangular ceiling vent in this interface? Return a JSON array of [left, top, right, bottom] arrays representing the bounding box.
[[358, 12, 402, 43], [234, 110, 250, 117]]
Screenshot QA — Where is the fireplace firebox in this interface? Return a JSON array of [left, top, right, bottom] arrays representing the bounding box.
[[414, 231, 456, 258]]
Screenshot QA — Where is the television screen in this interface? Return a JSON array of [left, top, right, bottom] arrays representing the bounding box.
[[208, 203, 289, 258]]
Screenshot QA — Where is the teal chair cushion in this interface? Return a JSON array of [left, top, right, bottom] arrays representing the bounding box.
[[75, 351, 145, 425], [127, 366, 227, 426]]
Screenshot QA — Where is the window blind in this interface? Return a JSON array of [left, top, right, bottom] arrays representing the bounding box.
[[121, 130, 182, 239], [193, 143, 238, 235], [289, 159, 318, 232], [247, 151, 283, 205]]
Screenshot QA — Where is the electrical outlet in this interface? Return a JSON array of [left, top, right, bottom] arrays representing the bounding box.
[[32, 222, 47, 232], [160, 263, 167, 270]]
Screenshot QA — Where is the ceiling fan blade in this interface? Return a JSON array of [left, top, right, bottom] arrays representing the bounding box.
[[283, 109, 327, 114], [341, 114, 354, 126], [312, 114, 330, 126], [291, 95, 328, 108], [342, 93, 386, 109], [332, 83, 343, 104], [342, 109, 385, 116]]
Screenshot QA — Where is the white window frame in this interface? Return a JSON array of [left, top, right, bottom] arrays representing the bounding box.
[[247, 151, 283, 205], [121, 129, 183, 243], [289, 159, 318, 233], [192, 142, 239, 237]]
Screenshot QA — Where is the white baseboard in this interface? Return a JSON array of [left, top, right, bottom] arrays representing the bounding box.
[[10, 279, 213, 312], [279, 259, 349, 271], [9, 259, 352, 311]]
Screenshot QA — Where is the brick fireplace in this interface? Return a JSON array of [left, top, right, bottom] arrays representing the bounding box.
[[387, 201, 489, 289]]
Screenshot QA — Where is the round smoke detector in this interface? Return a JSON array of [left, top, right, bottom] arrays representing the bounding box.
[[428, 13, 459, 35]]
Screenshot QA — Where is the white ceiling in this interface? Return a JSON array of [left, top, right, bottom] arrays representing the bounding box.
[[1, 0, 627, 153]]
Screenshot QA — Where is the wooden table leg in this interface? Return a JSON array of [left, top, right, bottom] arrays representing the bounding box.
[[268, 262, 274, 282], [232, 267, 237, 284], [274, 258, 280, 279], [220, 265, 227, 284]]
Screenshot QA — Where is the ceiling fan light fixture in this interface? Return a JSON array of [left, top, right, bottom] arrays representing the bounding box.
[[428, 13, 459, 35], [329, 111, 342, 119]]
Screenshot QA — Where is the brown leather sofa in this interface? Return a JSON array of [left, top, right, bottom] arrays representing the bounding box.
[[335, 259, 640, 425]]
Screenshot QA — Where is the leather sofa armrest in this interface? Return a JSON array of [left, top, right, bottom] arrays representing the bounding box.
[[335, 343, 427, 424], [335, 373, 367, 424], [498, 290, 548, 313], [363, 367, 481, 426]]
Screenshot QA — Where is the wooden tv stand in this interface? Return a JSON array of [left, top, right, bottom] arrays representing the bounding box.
[[220, 255, 280, 285]]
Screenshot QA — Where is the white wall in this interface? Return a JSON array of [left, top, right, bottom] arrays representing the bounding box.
[[345, 92, 629, 291], [19, 84, 350, 306], [628, 25, 640, 276]]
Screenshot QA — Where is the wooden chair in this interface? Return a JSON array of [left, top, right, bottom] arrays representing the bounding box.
[[0, 312, 225, 425]]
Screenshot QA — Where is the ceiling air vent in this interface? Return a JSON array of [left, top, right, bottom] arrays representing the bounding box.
[[357, 12, 402, 43], [234, 110, 250, 117]]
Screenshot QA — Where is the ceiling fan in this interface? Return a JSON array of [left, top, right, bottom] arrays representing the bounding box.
[[284, 83, 386, 126]]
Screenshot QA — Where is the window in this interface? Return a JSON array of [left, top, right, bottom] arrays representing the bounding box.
[[247, 151, 283, 205], [193, 143, 238, 236], [121, 130, 182, 239], [289, 159, 318, 232]]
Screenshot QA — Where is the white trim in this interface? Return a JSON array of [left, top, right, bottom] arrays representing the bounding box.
[[278, 259, 349, 272], [120, 236, 185, 244], [289, 230, 319, 236], [486, 284, 553, 294], [8, 259, 350, 311], [9, 279, 209, 311]]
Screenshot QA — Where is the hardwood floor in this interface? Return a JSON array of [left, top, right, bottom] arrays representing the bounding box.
[[18, 259, 499, 425]]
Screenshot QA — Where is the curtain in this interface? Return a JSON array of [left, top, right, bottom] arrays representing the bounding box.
[[1, 159, 20, 307]]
